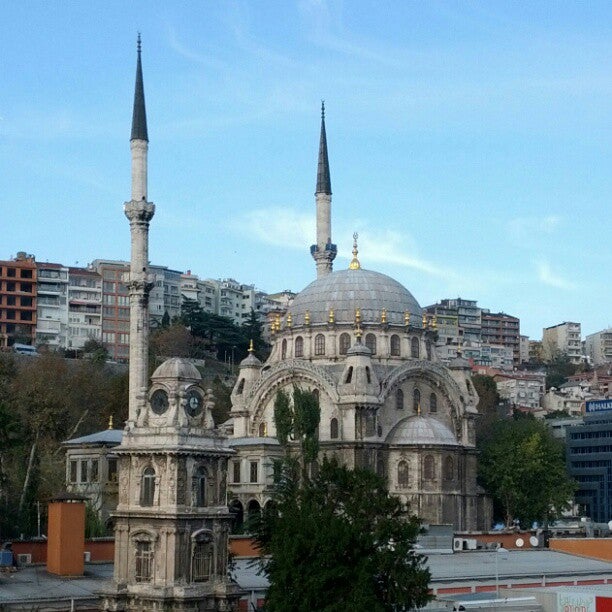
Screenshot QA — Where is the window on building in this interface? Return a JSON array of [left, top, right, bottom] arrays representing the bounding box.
[[192, 537, 213, 582], [365, 333, 376, 355], [281, 339, 287, 359], [330, 417, 339, 439], [90, 460, 99, 482], [108, 458, 117, 482], [194, 466, 206, 506], [314, 333, 326, 356], [70, 460, 78, 483], [236, 378, 245, 395], [411, 337, 420, 359], [430, 393, 437, 413], [339, 333, 351, 355], [295, 336, 304, 358], [249, 461, 258, 484], [444, 456, 454, 481], [141, 467, 156, 506], [397, 460, 409, 488], [423, 455, 435, 480], [426, 340, 432, 361], [80, 459, 88, 483], [413, 388, 421, 412], [258, 422, 267, 437], [365, 366, 371, 384], [390, 334, 401, 356], [396, 388, 404, 410], [233, 460, 241, 484], [345, 366, 353, 384], [134, 540, 154, 582]]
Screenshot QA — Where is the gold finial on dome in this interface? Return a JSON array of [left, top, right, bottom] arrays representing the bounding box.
[[432, 315, 437, 330], [286, 312, 292, 328], [422, 313, 427, 328], [417, 402, 421, 417], [328, 308, 335, 324], [348, 232, 361, 270], [275, 313, 281, 332], [355, 324, 362, 339], [305, 310, 311, 325], [248, 339, 254, 353], [108, 415, 114, 430], [381, 308, 387, 324], [404, 311, 410, 326], [355, 307, 361, 324]]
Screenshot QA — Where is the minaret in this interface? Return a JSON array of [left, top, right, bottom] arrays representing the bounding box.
[[311, 101, 337, 278], [124, 34, 155, 426]]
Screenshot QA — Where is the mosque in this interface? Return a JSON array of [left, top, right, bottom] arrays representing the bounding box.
[[98, 39, 491, 611], [225, 105, 491, 533]]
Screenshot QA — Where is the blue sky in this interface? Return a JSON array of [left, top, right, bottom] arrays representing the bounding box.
[[1, 1, 610, 339]]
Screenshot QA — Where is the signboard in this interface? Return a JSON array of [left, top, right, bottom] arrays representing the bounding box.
[[558, 592, 596, 612], [586, 400, 612, 414]]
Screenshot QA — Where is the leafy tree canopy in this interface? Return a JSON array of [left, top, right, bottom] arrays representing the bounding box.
[[255, 388, 431, 611], [479, 415, 576, 527]]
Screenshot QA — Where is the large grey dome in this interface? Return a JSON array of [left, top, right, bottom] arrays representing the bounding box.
[[386, 416, 458, 446], [151, 357, 201, 381], [288, 268, 422, 325]]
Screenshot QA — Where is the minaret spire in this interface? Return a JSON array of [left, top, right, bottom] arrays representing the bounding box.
[[311, 101, 337, 278], [124, 35, 155, 425], [131, 33, 148, 142], [316, 101, 331, 195]]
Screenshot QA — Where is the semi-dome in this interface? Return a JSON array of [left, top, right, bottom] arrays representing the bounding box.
[[386, 415, 458, 446], [288, 268, 422, 326], [151, 357, 201, 381]]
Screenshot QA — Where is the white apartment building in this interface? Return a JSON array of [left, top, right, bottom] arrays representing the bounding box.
[[519, 335, 530, 364], [149, 265, 182, 324], [585, 329, 612, 366], [494, 371, 546, 411], [36, 262, 69, 349], [542, 321, 582, 364], [67, 267, 102, 351]]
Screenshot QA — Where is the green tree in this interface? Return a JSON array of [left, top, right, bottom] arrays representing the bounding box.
[[545, 352, 580, 390], [255, 388, 431, 611], [472, 374, 502, 446], [479, 416, 576, 527]]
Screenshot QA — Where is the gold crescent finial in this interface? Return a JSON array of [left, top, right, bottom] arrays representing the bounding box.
[[381, 308, 387, 324], [328, 308, 335, 324], [286, 312, 292, 328], [422, 313, 427, 328], [404, 311, 410, 326], [349, 232, 361, 270], [248, 339, 254, 353], [305, 310, 311, 325], [108, 415, 114, 430]]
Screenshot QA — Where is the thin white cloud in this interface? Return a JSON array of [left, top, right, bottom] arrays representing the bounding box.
[[166, 26, 228, 71], [508, 214, 561, 237], [536, 261, 575, 291]]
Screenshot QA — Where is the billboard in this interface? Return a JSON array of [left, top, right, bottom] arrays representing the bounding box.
[[586, 400, 612, 414]]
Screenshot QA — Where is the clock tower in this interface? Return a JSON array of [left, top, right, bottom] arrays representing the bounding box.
[[102, 38, 240, 612]]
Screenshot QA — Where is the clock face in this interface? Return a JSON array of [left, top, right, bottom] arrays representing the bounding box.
[[150, 389, 169, 415], [185, 389, 203, 417]]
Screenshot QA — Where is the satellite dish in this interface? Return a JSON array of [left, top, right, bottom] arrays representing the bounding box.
[[529, 536, 539, 547], [515, 538, 524, 548]]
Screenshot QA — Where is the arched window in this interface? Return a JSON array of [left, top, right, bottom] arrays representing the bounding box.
[[295, 336, 304, 358], [396, 388, 404, 410], [444, 456, 454, 481], [426, 340, 432, 361], [365, 333, 376, 355], [236, 378, 245, 395], [192, 532, 213, 582], [365, 366, 371, 384], [430, 393, 437, 413], [247, 499, 261, 522], [424, 455, 435, 480], [281, 339, 287, 359], [397, 460, 409, 488], [413, 388, 421, 412], [330, 417, 339, 439], [411, 337, 420, 359], [339, 333, 351, 355], [229, 499, 244, 531], [258, 422, 267, 437], [141, 467, 155, 506], [314, 333, 326, 356], [345, 366, 353, 383], [194, 466, 207, 507], [390, 334, 401, 356]]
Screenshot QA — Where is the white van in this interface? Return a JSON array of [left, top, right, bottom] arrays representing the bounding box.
[[12, 343, 39, 356]]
